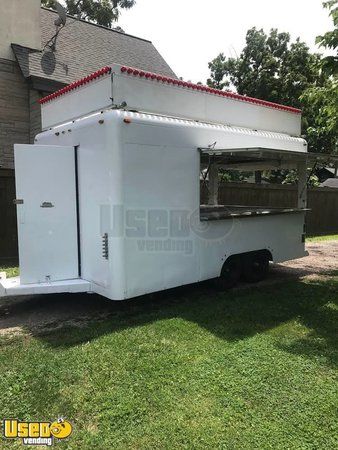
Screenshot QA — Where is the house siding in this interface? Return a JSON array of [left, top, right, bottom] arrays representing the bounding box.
[[29, 89, 43, 143], [0, 58, 30, 169]]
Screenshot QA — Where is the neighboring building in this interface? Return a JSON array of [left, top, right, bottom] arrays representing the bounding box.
[[0, 0, 176, 259], [316, 166, 338, 183], [320, 178, 338, 188], [0, 1, 176, 171]]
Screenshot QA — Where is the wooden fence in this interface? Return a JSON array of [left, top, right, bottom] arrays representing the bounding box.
[[202, 182, 338, 235], [0, 171, 17, 260], [0, 175, 337, 261]]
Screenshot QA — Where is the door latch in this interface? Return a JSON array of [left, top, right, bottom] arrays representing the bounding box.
[[40, 202, 54, 208]]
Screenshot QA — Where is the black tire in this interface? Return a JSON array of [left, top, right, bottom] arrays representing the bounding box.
[[215, 256, 242, 290], [242, 252, 269, 283]]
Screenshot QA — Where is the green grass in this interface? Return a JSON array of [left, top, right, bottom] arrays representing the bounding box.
[[0, 276, 337, 449], [306, 234, 338, 242], [0, 261, 19, 278]]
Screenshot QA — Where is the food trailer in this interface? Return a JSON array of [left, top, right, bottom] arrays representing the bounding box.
[[1, 64, 335, 300]]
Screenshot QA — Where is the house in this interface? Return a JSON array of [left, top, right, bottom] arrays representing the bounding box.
[[320, 178, 338, 188], [316, 166, 338, 183], [0, 0, 176, 259], [0, 0, 176, 171]]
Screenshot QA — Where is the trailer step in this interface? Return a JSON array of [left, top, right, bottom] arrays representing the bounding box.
[[0, 277, 91, 298]]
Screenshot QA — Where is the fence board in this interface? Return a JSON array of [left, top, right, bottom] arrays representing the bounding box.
[[201, 182, 338, 235], [0, 171, 18, 260]]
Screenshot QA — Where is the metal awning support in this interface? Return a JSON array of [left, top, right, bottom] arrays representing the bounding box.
[[297, 161, 307, 209], [300, 154, 337, 206], [208, 162, 219, 206]]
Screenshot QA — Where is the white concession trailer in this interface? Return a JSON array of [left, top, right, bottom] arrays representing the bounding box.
[[1, 64, 336, 300]]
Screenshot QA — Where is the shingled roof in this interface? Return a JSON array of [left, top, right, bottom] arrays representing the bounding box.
[[12, 7, 176, 89]]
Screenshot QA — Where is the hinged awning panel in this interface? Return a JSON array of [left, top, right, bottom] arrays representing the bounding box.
[[199, 145, 338, 170]]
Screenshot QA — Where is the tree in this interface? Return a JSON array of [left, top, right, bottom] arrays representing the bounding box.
[[300, 1, 338, 155], [316, 0, 338, 75], [207, 28, 324, 109], [207, 27, 337, 156], [301, 79, 337, 154], [41, 0, 136, 28]]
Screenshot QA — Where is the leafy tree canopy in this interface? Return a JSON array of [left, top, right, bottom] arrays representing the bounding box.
[[301, 79, 338, 154], [207, 28, 324, 109], [316, 0, 338, 75], [41, 0, 136, 28], [303, 1, 338, 154], [207, 27, 337, 156]]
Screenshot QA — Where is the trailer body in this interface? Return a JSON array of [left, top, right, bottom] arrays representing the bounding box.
[[1, 64, 319, 300]]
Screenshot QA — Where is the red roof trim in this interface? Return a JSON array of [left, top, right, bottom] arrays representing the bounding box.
[[39, 66, 112, 104], [39, 64, 301, 115], [120, 65, 301, 114]]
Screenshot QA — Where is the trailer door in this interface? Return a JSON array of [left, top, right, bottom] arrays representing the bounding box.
[[14, 145, 79, 284]]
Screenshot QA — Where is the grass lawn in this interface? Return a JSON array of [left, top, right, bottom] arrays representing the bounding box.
[[306, 234, 338, 242], [0, 261, 19, 278], [0, 275, 337, 449]]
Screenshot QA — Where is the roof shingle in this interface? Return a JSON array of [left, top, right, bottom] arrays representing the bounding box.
[[12, 7, 176, 85]]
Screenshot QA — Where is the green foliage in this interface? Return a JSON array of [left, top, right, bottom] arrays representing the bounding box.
[[0, 263, 19, 278], [41, 0, 136, 28], [316, 0, 338, 75], [219, 169, 251, 183], [298, 1, 338, 156], [301, 79, 338, 154], [207, 26, 338, 156], [261, 169, 320, 187], [307, 233, 338, 241], [208, 28, 323, 108], [42, 0, 58, 7], [207, 53, 229, 90], [281, 169, 320, 187]]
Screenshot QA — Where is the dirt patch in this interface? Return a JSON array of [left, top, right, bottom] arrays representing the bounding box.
[[0, 241, 337, 337], [272, 240, 338, 278]]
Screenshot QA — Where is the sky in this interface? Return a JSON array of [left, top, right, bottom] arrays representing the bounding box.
[[116, 0, 333, 83]]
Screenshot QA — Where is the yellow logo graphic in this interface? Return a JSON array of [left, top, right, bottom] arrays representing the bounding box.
[[3, 417, 72, 446], [50, 419, 72, 439]]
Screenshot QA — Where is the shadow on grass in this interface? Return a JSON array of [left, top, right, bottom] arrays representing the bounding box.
[[1, 275, 336, 366]]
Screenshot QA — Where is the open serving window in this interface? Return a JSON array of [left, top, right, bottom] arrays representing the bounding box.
[[199, 145, 338, 221]]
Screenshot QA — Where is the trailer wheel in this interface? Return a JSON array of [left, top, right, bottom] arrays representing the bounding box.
[[215, 256, 241, 290], [242, 252, 269, 283]]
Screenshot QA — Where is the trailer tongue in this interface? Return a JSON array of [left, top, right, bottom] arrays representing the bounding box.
[[1, 64, 336, 300]]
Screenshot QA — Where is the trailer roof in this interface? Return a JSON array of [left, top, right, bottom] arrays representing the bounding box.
[[119, 66, 301, 115], [39, 65, 302, 135], [40, 64, 301, 115]]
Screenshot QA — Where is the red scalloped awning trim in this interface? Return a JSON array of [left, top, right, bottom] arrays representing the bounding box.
[[39, 66, 112, 105], [120, 66, 301, 114], [39, 64, 301, 115]]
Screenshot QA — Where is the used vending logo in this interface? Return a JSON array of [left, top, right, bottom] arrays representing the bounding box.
[[3, 417, 72, 446]]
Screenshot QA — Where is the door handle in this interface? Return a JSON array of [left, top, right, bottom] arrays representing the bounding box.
[[40, 202, 54, 208], [13, 199, 24, 205]]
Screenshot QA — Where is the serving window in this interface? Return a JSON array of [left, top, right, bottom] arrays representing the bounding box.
[[199, 147, 338, 221]]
